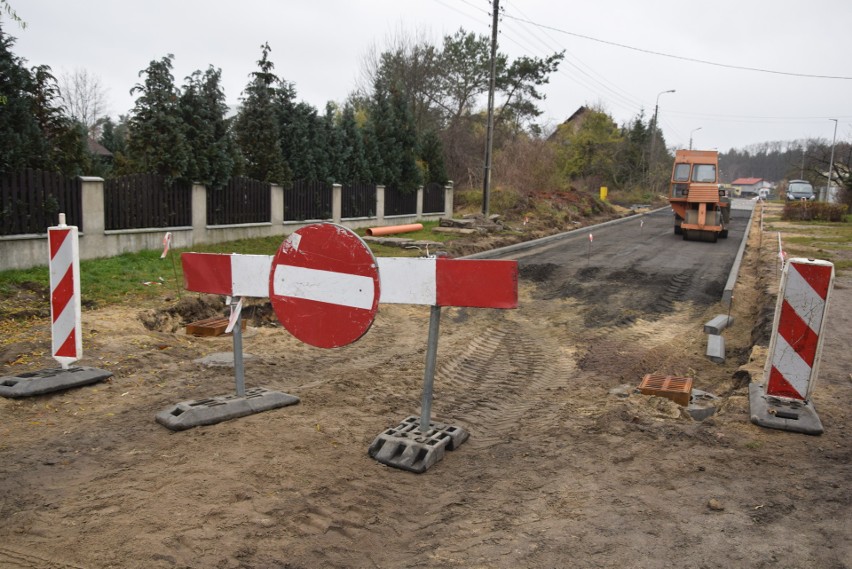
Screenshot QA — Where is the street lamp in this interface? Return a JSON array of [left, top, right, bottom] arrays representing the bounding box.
[[689, 127, 702, 150], [826, 119, 838, 202], [649, 89, 676, 168]]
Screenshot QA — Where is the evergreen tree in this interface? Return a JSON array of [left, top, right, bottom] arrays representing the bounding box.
[[180, 66, 236, 188], [127, 54, 190, 179], [30, 64, 89, 175], [368, 80, 397, 187], [339, 103, 371, 183], [368, 80, 422, 191], [321, 102, 342, 183], [0, 26, 50, 171], [233, 43, 289, 183], [419, 129, 448, 185], [279, 99, 321, 181]]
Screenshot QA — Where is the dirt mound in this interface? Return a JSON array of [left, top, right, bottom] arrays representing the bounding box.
[[138, 294, 225, 333], [139, 295, 281, 333]]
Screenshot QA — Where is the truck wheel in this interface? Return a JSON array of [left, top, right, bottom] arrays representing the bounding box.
[[674, 225, 683, 235], [720, 229, 729, 238]]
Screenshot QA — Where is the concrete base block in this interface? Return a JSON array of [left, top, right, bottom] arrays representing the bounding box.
[[706, 334, 725, 364], [369, 415, 469, 473], [0, 366, 112, 398], [156, 386, 299, 431], [749, 382, 823, 435], [704, 314, 734, 335]]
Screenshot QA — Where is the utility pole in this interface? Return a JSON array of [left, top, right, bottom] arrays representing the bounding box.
[[482, 0, 499, 216], [649, 89, 675, 182], [826, 119, 838, 202]]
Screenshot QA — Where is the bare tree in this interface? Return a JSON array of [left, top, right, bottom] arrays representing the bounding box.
[[58, 68, 110, 139]]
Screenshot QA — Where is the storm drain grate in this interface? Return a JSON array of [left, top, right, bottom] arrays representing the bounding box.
[[638, 373, 693, 406]]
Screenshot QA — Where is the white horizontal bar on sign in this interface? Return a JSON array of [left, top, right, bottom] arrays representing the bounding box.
[[377, 257, 436, 305], [272, 265, 376, 310], [231, 254, 273, 297]]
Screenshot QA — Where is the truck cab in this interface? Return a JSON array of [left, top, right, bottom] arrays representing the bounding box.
[[669, 150, 731, 242]]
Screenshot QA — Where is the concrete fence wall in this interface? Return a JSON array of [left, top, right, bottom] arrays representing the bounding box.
[[1, 179, 454, 271]]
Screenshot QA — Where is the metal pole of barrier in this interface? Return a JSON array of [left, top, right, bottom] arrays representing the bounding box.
[[232, 298, 246, 397], [419, 304, 442, 433]]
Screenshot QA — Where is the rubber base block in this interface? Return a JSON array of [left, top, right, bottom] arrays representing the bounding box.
[[368, 415, 469, 473], [156, 386, 299, 431], [749, 382, 824, 435], [0, 366, 112, 398]]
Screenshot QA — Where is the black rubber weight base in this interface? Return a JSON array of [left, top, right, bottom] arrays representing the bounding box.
[[0, 366, 112, 398], [368, 415, 469, 473], [749, 382, 824, 435], [156, 386, 299, 431]]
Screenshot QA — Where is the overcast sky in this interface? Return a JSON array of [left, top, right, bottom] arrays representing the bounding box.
[[7, 0, 852, 152]]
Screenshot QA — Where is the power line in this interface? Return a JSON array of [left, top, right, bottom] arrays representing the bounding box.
[[502, 13, 852, 81]]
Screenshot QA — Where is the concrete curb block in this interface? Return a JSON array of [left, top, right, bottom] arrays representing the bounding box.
[[704, 315, 734, 335], [706, 334, 725, 364], [722, 204, 757, 306], [462, 207, 670, 260]]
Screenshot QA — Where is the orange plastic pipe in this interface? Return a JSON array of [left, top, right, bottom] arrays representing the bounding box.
[[365, 223, 423, 237]]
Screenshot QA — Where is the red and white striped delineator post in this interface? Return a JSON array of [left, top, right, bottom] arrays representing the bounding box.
[[49, 213, 82, 368], [173, 223, 518, 470], [749, 257, 835, 435], [0, 213, 112, 398]]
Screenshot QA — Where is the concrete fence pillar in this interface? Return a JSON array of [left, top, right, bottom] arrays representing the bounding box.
[[376, 184, 385, 224], [271, 183, 284, 226], [444, 180, 454, 218], [416, 185, 424, 219], [332, 183, 342, 223], [192, 183, 207, 244], [79, 177, 105, 259]]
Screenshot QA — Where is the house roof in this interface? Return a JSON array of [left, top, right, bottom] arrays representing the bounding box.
[[87, 138, 113, 157], [731, 177, 762, 185]]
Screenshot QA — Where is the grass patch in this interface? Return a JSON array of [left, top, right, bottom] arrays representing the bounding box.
[[764, 209, 852, 272], [0, 222, 473, 309]]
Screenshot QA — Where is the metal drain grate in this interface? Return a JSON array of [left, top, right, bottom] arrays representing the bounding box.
[[638, 373, 693, 406]]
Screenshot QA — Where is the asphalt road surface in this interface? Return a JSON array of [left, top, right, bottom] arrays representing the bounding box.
[[488, 199, 755, 326]]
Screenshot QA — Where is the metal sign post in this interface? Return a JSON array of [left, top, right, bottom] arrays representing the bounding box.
[[419, 305, 442, 434]]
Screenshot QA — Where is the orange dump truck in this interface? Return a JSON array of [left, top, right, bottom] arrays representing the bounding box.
[[669, 149, 731, 242]]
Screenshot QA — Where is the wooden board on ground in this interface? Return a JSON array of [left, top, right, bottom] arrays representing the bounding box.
[[186, 316, 246, 337]]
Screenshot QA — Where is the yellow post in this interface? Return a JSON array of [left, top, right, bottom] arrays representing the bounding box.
[[600, 186, 608, 201]]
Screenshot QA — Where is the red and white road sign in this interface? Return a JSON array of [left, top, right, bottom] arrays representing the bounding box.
[[181, 223, 518, 348], [269, 224, 380, 348], [48, 220, 82, 367], [764, 258, 834, 400]]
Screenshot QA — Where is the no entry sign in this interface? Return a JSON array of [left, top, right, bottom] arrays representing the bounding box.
[[269, 224, 380, 348]]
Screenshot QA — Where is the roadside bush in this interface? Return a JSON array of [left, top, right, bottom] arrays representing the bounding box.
[[782, 202, 848, 222]]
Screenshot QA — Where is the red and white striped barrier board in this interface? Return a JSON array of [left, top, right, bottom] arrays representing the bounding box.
[[764, 258, 834, 400], [48, 219, 82, 368], [181, 224, 518, 348]]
